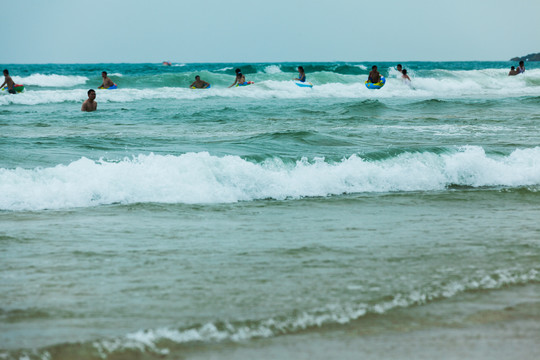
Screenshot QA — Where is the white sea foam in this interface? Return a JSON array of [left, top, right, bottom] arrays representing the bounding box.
[[92, 267, 538, 356], [12, 73, 89, 87], [263, 65, 282, 74], [1, 146, 539, 211], [0, 89, 89, 106]]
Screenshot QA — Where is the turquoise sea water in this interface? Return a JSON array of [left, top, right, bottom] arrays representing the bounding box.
[[1, 62, 540, 359]]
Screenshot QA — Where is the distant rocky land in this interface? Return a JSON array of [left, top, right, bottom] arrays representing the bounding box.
[[510, 52, 540, 61]]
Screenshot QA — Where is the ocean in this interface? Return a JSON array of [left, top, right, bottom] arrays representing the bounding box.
[[1, 61, 539, 359]]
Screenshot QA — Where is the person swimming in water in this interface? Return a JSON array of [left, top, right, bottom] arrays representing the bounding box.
[[81, 89, 97, 112], [368, 65, 381, 83], [1, 69, 16, 94], [229, 68, 246, 87], [401, 69, 411, 82], [508, 66, 519, 76], [98, 71, 116, 89], [189, 75, 210, 89], [516, 61, 525, 74], [294, 66, 306, 82]]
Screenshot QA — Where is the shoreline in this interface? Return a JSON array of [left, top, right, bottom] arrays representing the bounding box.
[[182, 284, 540, 360]]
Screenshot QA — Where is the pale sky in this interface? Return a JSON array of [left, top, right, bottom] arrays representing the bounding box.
[[3, 0, 539, 63]]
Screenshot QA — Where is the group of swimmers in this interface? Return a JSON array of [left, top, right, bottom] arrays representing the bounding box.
[[508, 60, 526, 76], [1, 62, 530, 112], [365, 64, 411, 84], [82, 65, 411, 111]]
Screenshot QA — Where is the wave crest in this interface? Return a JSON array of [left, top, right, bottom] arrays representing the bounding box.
[[1, 146, 540, 211], [12, 73, 89, 87]]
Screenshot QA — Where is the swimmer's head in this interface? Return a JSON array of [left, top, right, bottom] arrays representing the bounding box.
[[195, 75, 200, 80], [3, 69, 8, 75], [298, 66, 304, 72]]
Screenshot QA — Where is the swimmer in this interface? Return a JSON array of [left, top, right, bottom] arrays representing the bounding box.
[[402, 69, 411, 82], [396, 64, 403, 73], [368, 65, 381, 83], [229, 68, 246, 88], [1, 69, 16, 94], [517, 61, 525, 74], [99, 71, 116, 89], [508, 66, 519, 76], [294, 66, 306, 82], [81, 89, 97, 112], [190, 75, 210, 89]]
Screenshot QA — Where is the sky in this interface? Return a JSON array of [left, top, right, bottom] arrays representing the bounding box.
[[2, 0, 540, 64]]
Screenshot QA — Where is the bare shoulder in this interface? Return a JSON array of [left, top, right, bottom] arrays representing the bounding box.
[[81, 100, 97, 112]]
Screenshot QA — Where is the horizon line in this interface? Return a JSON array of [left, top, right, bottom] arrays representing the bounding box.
[[0, 59, 521, 65]]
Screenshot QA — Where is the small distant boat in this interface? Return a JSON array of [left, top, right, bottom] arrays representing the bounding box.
[[162, 61, 172, 66]]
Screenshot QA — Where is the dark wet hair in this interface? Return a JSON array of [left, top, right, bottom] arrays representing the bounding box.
[[88, 89, 95, 95], [511, 66, 515, 70], [3, 69, 8, 75], [519, 61, 524, 66], [397, 64, 402, 67], [298, 66, 304, 72], [235, 68, 241, 74], [372, 65, 377, 70], [102, 71, 107, 75], [195, 75, 200, 79], [402, 69, 407, 74]]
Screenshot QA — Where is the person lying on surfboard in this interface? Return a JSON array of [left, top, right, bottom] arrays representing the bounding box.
[[293, 66, 306, 82]]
